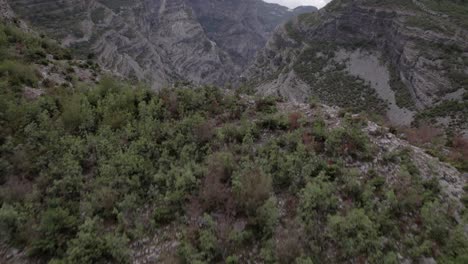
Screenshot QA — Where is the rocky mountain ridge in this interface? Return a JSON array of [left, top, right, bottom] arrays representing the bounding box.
[[5, 0, 316, 89], [190, 0, 317, 69], [245, 0, 468, 132]]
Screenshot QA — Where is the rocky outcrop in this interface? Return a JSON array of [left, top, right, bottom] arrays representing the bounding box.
[[0, 0, 15, 21], [6, 0, 317, 89], [245, 0, 468, 129], [0, 0, 28, 30]]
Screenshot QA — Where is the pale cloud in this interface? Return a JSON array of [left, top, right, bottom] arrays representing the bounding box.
[[263, 0, 331, 9]]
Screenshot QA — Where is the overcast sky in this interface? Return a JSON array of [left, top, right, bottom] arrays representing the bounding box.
[[263, 0, 331, 9]]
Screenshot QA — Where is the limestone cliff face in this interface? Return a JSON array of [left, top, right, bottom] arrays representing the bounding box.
[[6, 0, 316, 89], [0, 0, 15, 22], [190, 0, 317, 69], [7, 0, 233, 89], [245, 0, 468, 129]]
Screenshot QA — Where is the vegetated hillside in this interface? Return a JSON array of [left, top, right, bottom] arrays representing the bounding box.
[[0, 6, 101, 97], [245, 0, 468, 132], [4, 0, 316, 89], [1, 20, 468, 264]]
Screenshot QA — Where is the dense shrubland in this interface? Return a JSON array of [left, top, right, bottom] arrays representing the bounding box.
[[0, 76, 467, 262], [0, 22, 467, 264]]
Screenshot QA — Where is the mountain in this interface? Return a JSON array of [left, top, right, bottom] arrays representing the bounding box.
[[245, 0, 468, 132], [5, 0, 316, 89], [190, 0, 317, 69], [6, 0, 235, 89]]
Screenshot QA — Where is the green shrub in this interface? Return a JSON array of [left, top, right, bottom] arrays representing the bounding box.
[[60, 94, 95, 133], [0, 158, 9, 185], [439, 225, 468, 262], [199, 215, 217, 251], [328, 209, 379, 260], [299, 175, 338, 226], [233, 167, 272, 215], [257, 113, 289, 131], [311, 118, 327, 142], [255, 96, 278, 114], [65, 218, 130, 263], [25, 47, 47, 61], [228, 229, 253, 249], [224, 94, 248, 120], [0, 60, 39, 87], [340, 169, 364, 201], [462, 195, 468, 207], [226, 255, 239, 264], [383, 252, 399, 264], [30, 207, 79, 257], [295, 257, 315, 264], [153, 204, 176, 226], [462, 184, 468, 193], [260, 239, 276, 263], [218, 121, 259, 144], [0, 204, 19, 244], [254, 197, 278, 238], [260, 141, 325, 189], [325, 126, 373, 160], [421, 201, 450, 243]]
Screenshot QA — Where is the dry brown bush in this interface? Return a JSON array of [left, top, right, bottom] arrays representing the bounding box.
[[161, 90, 179, 117], [199, 153, 235, 212], [404, 125, 442, 146], [452, 135, 468, 157], [448, 134, 468, 171], [185, 196, 203, 242], [193, 120, 215, 144], [288, 112, 302, 130], [234, 168, 272, 215], [275, 222, 305, 263], [0, 177, 32, 204]]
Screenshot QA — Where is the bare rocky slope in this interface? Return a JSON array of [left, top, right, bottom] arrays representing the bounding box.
[[245, 0, 468, 132], [5, 0, 316, 89]]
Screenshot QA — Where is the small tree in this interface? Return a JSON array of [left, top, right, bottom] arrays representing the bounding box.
[[65, 218, 130, 263], [328, 209, 379, 260], [30, 207, 78, 258], [298, 175, 338, 226], [255, 197, 279, 238]]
